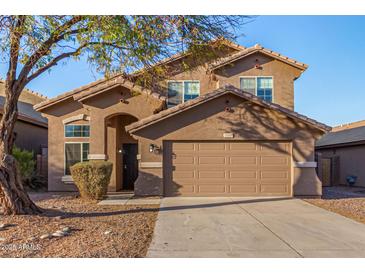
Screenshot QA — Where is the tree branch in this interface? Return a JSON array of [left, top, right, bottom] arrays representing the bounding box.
[[26, 42, 90, 82], [26, 41, 131, 83], [17, 16, 84, 86], [7, 16, 25, 84]]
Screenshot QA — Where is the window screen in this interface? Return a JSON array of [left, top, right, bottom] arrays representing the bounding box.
[[240, 77, 256, 95]]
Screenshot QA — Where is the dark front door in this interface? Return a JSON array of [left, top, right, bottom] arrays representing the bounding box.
[[122, 143, 138, 190]]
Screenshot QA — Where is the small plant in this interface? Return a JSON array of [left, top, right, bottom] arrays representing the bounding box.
[[346, 175, 357, 187], [70, 160, 113, 200], [12, 146, 35, 183]]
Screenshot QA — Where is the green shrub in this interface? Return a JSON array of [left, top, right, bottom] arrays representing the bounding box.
[[70, 160, 113, 200], [12, 146, 35, 182]]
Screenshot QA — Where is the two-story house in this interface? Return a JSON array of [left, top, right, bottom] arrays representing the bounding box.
[[34, 39, 330, 197]]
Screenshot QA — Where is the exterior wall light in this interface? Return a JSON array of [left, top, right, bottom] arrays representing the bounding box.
[[149, 144, 161, 154]]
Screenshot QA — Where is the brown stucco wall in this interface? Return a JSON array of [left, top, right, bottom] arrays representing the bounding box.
[[13, 119, 47, 154], [0, 113, 47, 154], [131, 93, 323, 197], [41, 86, 162, 191], [157, 52, 302, 110], [42, 98, 88, 191], [38, 47, 308, 194], [317, 145, 365, 187], [215, 53, 301, 110]]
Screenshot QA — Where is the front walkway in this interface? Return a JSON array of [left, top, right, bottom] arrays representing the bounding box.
[[147, 197, 365, 258]]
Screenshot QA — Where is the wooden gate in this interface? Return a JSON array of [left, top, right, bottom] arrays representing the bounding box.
[[321, 158, 332, 186]]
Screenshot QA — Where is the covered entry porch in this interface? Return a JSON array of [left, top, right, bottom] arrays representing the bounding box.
[[105, 113, 139, 192]]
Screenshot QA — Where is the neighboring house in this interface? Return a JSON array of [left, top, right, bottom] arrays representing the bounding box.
[[0, 80, 48, 154], [34, 39, 330, 197], [316, 120, 365, 187]]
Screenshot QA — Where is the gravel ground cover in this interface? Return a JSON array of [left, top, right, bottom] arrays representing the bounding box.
[[304, 186, 365, 225], [0, 193, 159, 258]]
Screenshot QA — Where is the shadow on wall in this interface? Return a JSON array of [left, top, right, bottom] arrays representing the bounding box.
[[82, 86, 133, 110], [48, 158, 79, 192], [217, 100, 321, 160], [134, 94, 324, 196], [134, 170, 182, 197], [135, 95, 320, 160], [213, 53, 273, 79]]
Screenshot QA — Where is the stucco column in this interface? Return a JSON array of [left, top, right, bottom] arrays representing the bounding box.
[[88, 109, 107, 157]]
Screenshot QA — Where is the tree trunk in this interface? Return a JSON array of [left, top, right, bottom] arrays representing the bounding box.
[[0, 81, 41, 215]]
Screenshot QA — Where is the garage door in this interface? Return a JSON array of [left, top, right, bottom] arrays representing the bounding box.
[[164, 141, 292, 197]]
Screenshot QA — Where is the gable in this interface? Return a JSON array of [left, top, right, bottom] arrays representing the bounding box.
[[34, 75, 165, 112], [127, 86, 330, 135], [208, 44, 308, 73], [128, 92, 325, 144], [213, 52, 301, 79]]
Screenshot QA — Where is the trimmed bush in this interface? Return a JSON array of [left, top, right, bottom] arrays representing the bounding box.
[[70, 160, 113, 200], [12, 146, 35, 182]]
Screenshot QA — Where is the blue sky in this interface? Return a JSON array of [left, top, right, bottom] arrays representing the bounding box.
[[1, 16, 364, 126]]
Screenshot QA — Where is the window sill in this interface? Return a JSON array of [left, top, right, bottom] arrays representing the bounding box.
[[61, 175, 74, 184]]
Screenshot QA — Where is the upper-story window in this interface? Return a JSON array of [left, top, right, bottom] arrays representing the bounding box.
[[240, 76, 273, 103], [65, 125, 90, 137], [167, 80, 200, 108]]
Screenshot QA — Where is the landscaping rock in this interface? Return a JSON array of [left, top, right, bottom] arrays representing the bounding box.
[[0, 223, 8, 230], [0, 237, 5, 242], [40, 234, 51, 240], [104, 230, 112, 235], [52, 232, 65, 237], [62, 227, 71, 233], [0, 194, 158, 257], [52, 230, 69, 237]]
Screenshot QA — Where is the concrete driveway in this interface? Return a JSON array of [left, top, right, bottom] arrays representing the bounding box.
[[147, 197, 365, 258]]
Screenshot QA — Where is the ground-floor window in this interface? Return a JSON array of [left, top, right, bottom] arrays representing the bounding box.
[[65, 142, 89, 175]]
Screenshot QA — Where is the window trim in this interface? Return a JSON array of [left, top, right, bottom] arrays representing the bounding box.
[[64, 142, 90, 175], [166, 80, 200, 107], [239, 76, 274, 103], [64, 124, 90, 138]]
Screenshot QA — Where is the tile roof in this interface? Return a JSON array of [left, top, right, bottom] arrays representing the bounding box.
[[129, 38, 245, 77], [0, 96, 48, 127], [316, 125, 365, 148], [0, 79, 47, 106], [34, 38, 244, 111], [208, 44, 308, 72], [34, 40, 308, 112], [332, 120, 365, 132], [34, 75, 165, 111], [126, 85, 330, 133]]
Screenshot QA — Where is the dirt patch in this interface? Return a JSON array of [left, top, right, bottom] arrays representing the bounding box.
[[0, 194, 159, 258], [304, 187, 365, 225]]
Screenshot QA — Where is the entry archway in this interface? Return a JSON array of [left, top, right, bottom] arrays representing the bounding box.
[[105, 113, 138, 192]]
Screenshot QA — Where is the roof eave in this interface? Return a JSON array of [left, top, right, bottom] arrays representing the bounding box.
[[209, 48, 308, 73], [316, 140, 365, 149], [0, 108, 48, 128], [127, 85, 330, 134]]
